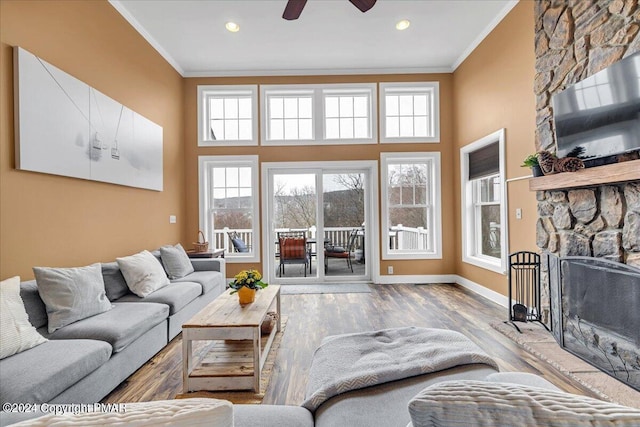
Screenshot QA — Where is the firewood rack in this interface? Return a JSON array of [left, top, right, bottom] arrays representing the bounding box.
[[505, 251, 548, 333]]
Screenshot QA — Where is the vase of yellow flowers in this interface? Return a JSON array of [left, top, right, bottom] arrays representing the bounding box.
[[229, 269, 268, 305]]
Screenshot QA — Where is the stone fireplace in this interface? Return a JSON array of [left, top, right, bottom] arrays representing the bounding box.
[[533, 1, 640, 388]]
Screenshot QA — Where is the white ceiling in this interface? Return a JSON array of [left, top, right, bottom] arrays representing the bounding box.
[[110, 0, 518, 77]]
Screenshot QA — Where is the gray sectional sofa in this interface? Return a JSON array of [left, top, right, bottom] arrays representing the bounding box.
[[6, 329, 639, 426], [4, 266, 640, 426], [0, 251, 225, 422]]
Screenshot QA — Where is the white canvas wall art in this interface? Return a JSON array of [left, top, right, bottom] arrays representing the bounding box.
[[13, 46, 163, 191]]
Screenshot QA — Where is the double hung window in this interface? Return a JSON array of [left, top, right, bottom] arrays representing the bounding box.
[[460, 129, 507, 273], [381, 152, 442, 259], [199, 155, 260, 262]]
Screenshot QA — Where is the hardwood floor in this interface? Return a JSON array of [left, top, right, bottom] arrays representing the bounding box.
[[104, 283, 602, 404]]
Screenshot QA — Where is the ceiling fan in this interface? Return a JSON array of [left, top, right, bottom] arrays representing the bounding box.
[[283, 0, 377, 20]]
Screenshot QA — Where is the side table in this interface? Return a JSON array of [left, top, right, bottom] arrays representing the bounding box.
[[187, 248, 225, 258]]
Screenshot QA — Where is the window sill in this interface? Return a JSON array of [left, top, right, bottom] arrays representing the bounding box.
[[462, 255, 505, 275], [261, 139, 376, 146], [380, 138, 440, 144], [225, 254, 260, 263], [198, 140, 258, 147], [383, 252, 442, 260]]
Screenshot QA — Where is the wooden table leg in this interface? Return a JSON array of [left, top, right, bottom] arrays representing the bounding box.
[[253, 327, 261, 392], [182, 330, 193, 393], [276, 288, 282, 332]]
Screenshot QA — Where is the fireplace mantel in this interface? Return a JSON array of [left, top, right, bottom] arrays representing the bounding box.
[[528, 159, 640, 191]]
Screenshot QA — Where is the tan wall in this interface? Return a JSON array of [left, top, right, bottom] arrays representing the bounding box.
[[183, 74, 455, 278], [452, 1, 538, 295], [0, 0, 185, 279], [0, 0, 536, 294]]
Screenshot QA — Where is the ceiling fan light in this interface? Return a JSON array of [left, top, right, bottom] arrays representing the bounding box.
[[396, 19, 410, 31], [225, 22, 240, 32]]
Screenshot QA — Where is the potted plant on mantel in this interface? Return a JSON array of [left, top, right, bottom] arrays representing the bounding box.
[[521, 153, 543, 177], [229, 269, 268, 305]]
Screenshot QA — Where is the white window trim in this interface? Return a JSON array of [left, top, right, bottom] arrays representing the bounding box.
[[381, 152, 442, 260], [460, 129, 508, 274], [197, 85, 258, 146], [379, 82, 440, 144], [198, 155, 260, 263], [260, 83, 377, 146]]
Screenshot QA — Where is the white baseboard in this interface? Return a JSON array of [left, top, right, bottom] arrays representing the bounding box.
[[375, 274, 508, 308], [374, 274, 457, 285], [259, 273, 509, 310], [453, 275, 508, 308]]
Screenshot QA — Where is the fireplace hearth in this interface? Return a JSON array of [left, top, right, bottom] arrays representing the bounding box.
[[548, 254, 640, 391]]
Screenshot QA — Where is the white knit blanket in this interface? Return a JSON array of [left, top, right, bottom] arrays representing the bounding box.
[[302, 327, 499, 412]]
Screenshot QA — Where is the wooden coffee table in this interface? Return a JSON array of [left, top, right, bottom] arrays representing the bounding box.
[[182, 285, 281, 393]]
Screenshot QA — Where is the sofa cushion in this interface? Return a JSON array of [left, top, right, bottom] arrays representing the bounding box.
[[33, 263, 112, 333], [18, 280, 48, 330], [116, 250, 169, 297], [172, 271, 225, 295], [101, 262, 129, 301], [0, 276, 47, 359], [11, 398, 233, 427], [234, 405, 314, 427], [0, 339, 111, 404], [407, 380, 640, 427], [115, 282, 201, 315], [160, 243, 195, 279], [43, 302, 168, 353]]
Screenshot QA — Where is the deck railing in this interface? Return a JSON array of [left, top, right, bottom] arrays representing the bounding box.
[[214, 224, 427, 253], [214, 226, 361, 254], [389, 224, 429, 250]]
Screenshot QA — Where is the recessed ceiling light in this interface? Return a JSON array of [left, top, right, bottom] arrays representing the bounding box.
[[225, 22, 240, 33], [396, 19, 410, 31]]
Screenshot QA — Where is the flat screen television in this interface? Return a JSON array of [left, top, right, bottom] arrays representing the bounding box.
[[552, 51, 640, 167]]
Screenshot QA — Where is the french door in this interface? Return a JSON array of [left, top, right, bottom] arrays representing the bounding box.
[[262, 161, 376, 284]]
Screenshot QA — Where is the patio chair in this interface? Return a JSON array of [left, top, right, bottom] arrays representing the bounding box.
[[324, 228, 358, 273], [278, 231, 309, 277], [228, 231, 250, 253]]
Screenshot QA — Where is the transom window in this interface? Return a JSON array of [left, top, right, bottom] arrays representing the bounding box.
[[460, 129, 507, 273], [210, 98, 252, 141], [380, 82, 439, 143], [197, 85, 258, 146], [324, 93, 370, 140], [381, 152, 442, 260], [261, 84, 376, 145], [268, 95, 313, 140]]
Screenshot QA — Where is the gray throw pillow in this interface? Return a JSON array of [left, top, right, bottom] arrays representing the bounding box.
[[101, 262, 129, 301], [160, 243, 195, 280], [33, 263, 112, 333], [116, 250, 169, 297]]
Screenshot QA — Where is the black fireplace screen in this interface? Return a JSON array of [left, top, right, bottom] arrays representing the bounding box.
[[555, 256, 640, 391]]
